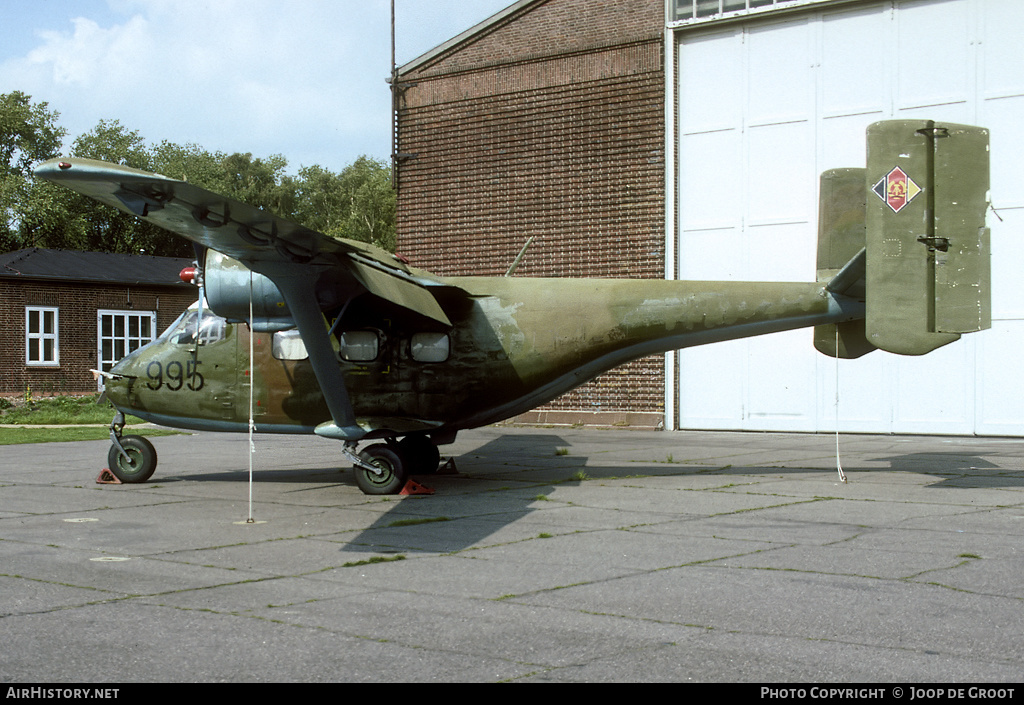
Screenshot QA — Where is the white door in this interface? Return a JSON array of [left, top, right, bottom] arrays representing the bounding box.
[[673, 0, 1024, 435]]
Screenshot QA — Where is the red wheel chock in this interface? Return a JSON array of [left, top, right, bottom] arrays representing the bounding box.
[[400, 478, 434, 495], [96, 468, 122, 485]]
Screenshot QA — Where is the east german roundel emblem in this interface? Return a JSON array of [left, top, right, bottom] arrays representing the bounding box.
[[872, 166, 922, 214]]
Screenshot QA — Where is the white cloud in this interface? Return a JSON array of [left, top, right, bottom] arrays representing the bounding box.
[[1, 0, 514, 170], [29, 16, 147, 87], [3, 0, 394, 169]]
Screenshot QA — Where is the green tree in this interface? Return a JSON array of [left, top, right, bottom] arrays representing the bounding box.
[[6, 177, 88, 252], [0, 91, 64, 179], [294, 163, 349, 239], [71, 119, 150, 168], [340, 156, 396, 251], [149, 140, 225, 190], [66, 120, 191, 257], [220, 152, 296, 216], [0, 93, 396, 257], [293, 156, 395, 251], [0, 91, 66, 252]]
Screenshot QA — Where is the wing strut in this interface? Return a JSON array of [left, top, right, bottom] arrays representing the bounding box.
[[255, 261, 366, 441]]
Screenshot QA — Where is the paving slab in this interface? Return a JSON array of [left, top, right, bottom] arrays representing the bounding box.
[[1, 426, 1022, 682]]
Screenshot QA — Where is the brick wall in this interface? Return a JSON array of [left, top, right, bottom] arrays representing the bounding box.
[[0, 280, 196, 396], [395, 0, 666, 426]]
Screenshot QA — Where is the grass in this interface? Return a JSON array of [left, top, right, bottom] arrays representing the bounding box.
[[0, 426, 180, 445], [0, 394, 143, 426], [341, 555, 407, 568], [386, 516, 451, 528], [0, 394, 174, 445]]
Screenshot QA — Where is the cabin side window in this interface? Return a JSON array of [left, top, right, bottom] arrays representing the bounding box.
[[338, 330, 380, 362], [410, 332, 450, 363], [272, 329, 308, 360]]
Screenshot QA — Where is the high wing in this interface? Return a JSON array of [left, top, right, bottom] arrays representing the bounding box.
[[34, 158, 450, 324], [35, 158, 453, 441]]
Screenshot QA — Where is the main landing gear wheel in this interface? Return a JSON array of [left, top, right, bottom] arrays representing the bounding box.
[[398, 435, 441, 475], [355, 444, 408, 495], [107, 435, 158, 483]]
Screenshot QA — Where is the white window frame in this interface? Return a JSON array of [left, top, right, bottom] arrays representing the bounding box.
[[26, 306, 59, 367], [97, 310, 157, 385], [669, 0, 837, 26]]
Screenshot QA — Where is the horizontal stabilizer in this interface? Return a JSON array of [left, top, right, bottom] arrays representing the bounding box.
[[826, 247, 866, 299]]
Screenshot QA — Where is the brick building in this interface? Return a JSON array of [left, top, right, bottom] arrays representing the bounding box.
[[394, 0, 667, 428], [0, 249, 196, 396], [394, 0, 1024, 437]]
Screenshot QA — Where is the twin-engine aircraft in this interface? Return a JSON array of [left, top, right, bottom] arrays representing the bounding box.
[[36, 120, 991, 494]]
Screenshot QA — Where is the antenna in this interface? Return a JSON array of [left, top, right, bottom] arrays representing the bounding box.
[[505, 237, 536, 277], [390, 0, 397, 189]]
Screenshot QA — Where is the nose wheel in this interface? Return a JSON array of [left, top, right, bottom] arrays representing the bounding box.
[[105, 412, 158, 483], [107, 434, 158, 483]]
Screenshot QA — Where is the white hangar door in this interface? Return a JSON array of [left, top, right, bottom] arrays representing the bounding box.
[[673, 0, 1024, 435]]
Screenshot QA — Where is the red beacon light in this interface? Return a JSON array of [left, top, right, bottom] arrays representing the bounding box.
[[179, 267, 197, 285]]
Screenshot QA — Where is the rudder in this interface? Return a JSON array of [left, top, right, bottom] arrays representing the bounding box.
[[864, 120, 991, 355]]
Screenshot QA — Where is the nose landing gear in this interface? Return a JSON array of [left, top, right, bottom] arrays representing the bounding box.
[[107, 412, 158, 483]]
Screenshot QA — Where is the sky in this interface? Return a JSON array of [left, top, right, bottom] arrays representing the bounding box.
[[0, 0, 516, 172]]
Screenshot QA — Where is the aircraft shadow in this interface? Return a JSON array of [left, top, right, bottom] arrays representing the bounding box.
[[142, 435, 1024, 554], [868, 452, 1024, 489], [339, 443, 1024, 554], [341, 432, 584, 554]]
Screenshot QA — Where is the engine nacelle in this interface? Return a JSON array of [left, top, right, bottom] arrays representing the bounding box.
[[202, 251, 296, 332]]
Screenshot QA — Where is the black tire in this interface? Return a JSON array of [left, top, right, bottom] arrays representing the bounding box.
[[355, 444, 408, 495], [398, 435, 441, 475], [107, 435, 158, 483]]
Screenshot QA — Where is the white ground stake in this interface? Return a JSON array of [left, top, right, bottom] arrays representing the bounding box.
[[835, 329, 848, 484], [247, 271, 256, 522]]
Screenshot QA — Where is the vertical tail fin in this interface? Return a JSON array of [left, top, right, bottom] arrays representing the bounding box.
[[865, 120, 991, 355], [814, 168, 873, 359], [815, 120, 991, 357]]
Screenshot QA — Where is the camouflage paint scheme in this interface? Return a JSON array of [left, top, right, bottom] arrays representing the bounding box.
[[104, 273, 853, 438], [34, 120, 990, 491]]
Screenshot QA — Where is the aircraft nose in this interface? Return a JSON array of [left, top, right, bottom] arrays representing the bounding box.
[[102, 370, 132, 410], [104, 352, 142, 410]]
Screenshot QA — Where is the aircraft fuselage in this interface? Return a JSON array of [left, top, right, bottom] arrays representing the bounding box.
[[104, 274, 859, 439]]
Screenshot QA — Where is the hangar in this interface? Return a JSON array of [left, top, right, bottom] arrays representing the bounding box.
[[394, 0, 1023, 436]]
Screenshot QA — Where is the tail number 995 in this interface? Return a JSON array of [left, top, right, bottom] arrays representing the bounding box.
[[146, 360, 205, 392]]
